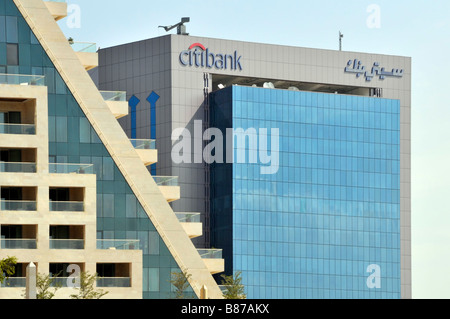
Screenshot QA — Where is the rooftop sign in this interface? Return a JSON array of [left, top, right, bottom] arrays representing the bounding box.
[[179, 43, 243, 71], [345, 59, 404, 81]]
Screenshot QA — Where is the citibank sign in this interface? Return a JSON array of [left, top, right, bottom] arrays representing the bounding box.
[[179, 43, 243, 71]]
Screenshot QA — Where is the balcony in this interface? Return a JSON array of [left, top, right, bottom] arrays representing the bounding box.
[[100, 91, 128, 119], [96, 278, 131, 288], [1, 225, 38, 249], [0, 148, 37, 172], [96, 263, 131, 288], [0, 201, 37, 211], [44, 0, 68, 21], [70, 42, 98, 71], [130, 139, 157, 166], [0, 277, 26, 288], [197, 249, 224, 275], [49, 239, 84, 249], [49, 187, 85, 212], [0, 74, 45, 86], [49, 201, 84, 212], [97, 239, 140, 250], [154, 176, 180, 202], [49, 163, 94, 174], [50, 226, 84, 249], [177, 213, 202, 239], [0, 124, 35, 135], [0, 239, 37, 249], [0, 162, 36, 173]]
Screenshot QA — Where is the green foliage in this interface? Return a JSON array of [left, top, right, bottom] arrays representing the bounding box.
[[0, 256, 17, 284], [220, 271, 246, 299], [36, 272, 62, 299], [169, 270, 192, 299], [69, 272, 108, 299]]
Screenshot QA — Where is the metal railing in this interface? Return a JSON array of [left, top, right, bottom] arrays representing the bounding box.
[[129, 139, 156, 150], [49, 201, 84, 212], [0, 239, 37, 249], [97, 239, 140, 250], [49, 163, 94, 174], [96, 277, 131, 288], [0, 73, 45, 86], [49, 239, 84, 249], [0, 200, 37, 211], [197, 249, 223, 259], [70, 42, 97, 53], [153, 176, 178, 187], [0, 162, 36, 173], [100, 91, 127, 102], [0, 123, 36, 135], [176, 213, 201, 223], [0, 277, 26, 288]]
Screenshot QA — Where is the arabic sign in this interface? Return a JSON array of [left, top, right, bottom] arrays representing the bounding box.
[[345, 59, 403, 81]]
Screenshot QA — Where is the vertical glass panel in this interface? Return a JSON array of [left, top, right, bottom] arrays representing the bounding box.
[[56, 117, 67, 142], [103, 194, 114, 218], [79, 117, 90, 143], [6, 16, 18, 43], [148, 231, 159, 255], [148, 268, 159, 292]]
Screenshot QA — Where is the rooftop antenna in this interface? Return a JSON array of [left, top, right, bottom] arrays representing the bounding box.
[[339, 31, 344, 51], [159, 17, 190, 36]]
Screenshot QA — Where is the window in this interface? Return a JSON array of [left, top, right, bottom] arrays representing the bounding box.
[[6, 44, 19, 65]]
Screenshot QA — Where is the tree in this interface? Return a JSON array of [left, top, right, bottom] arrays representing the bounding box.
[[36, 272, 62, 299], [169, 270, 192, 299], [69, 272, 108, 299], [220, 271, 246, 299], [0, 256, 17, 284]]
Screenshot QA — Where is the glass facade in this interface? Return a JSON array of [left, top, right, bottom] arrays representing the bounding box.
[[210, 85, 401, 299], [1, 0, 194, 299]]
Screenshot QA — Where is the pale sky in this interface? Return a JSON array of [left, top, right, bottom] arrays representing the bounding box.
[[58, 0, 450, 299]]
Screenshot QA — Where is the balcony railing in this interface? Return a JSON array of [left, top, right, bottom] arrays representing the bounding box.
[[0, 73, 45, 86], [197, 249, 223, 259], [154, 176, 178, 187], [100, 91, 127, 102], [0, 277, 26, 288], [176, 213, 201, 223], [49, 239, 84, 249], [49, 201, 84, 212], [0, 123, 36, 135], [49, 163, 94, 174], [96, 277, 131, 288], [97, 239, 140, 250], [1, 239, 37, 249], [130, 139, 156, 150], [70, 42, 97, 53], [0, 200, 37, 211], [0, 162, 36, 173], [50, 277, 77, 288]]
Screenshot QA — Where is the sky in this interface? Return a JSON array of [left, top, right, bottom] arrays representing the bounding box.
[[58, 0, 450, 299]]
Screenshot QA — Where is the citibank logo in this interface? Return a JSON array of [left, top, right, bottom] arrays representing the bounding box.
[[179, 43, 243, 71]]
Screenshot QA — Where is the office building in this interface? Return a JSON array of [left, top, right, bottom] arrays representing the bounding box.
[[93, 18, 411, 299]]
